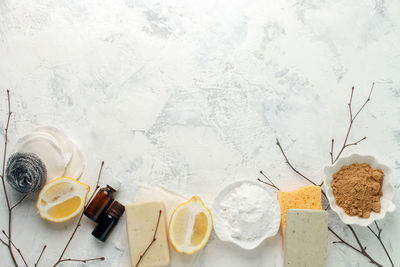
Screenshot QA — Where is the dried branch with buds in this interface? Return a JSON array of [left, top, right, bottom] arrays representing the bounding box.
[[330, 83, 374, 164], [0, 90, 29, 266], [34, 245, 46, 267], [258, 171, 280, 191], [368, 221, 394, 267], [276, 138, 329, 210]]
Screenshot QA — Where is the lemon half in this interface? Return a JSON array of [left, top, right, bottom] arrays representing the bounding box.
[[36, 177, 90, 223], [168, 196, 213, 254]]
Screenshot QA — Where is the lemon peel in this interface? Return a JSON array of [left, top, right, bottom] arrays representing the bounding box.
[[36, 177, 89, 223], [168, 196, 213, 255]]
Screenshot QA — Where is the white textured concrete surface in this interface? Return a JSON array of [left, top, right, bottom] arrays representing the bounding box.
[[0, 0, 399, 266]]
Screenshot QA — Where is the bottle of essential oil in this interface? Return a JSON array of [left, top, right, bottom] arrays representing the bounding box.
[[84, 181, 120, 222], [92, 201, 125, 242]]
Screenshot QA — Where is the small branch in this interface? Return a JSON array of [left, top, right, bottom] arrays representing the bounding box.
[[276, 138, 318, 186], [10, 194, 28, 210], [57, 257, 105, 264], [2, 230, 28, 267], [347, 225, 365, 252], [54, 208, 84, 264], [368, 222, 394, 267], [34, 245, 47, 267], [0, 237, 7, 246], [257, 178, 280, 191], [53, 161, 105, 267], [275, 138, 330, 209], [348, 225, 383, 266], [1, 90, 12, 210], [330, 139, 334, 165], [344, 136, 366, 148], [258, 171, 280, 191], [375, 221, 381, 235], [352, 83, 374, 121], [348, 86, 354, 121], [329, 227, 382, 267], [0, 90, 19, 266], [332, 84, 374, 164], [85, 161, 104, 209], [329, 227, 361, 253], [135, 210, 162, 267]]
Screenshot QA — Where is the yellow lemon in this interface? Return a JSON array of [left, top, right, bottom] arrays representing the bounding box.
[[36, 177, 90, 223], [168, 196, 213, 254]]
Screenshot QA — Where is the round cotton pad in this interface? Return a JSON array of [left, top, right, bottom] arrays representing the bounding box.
[[15, 132, 67, 181], [33, 126, 74, 165], [64, 142, 86, 179]]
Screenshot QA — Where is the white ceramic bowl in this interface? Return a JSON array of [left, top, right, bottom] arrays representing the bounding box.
[[212, 180, 281, 250], [324, 154, 396, 226]]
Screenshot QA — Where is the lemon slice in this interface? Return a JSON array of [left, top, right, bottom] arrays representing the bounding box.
[[168, 196, 213, 254], [36, 177, 90, 223]]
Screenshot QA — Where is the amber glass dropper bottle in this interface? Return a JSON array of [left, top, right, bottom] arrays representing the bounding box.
[[84, 180, 120, 222]]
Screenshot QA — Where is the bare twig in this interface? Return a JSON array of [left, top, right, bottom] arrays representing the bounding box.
[[331, 83, 374, 164], [329, 226, 382, 266], [0, 90, 22, 266], [257, 178, 280, 190], [275, 138, 329, 207], [276, 138, 318, 186], [348, 225, 382, 266], [347, 225, 366, 253], [375, 221, 381, 234], [258, 171, 280, 191], [135, 210, 162, 267], [348, 86, 354, 120], [346, 136, 367, 147], [10, 195, 28, 210], [53, 161, 105, 267], [57, 257, 105, 264], [34, 245, 47, 267], [330, 139, 334, 165], [2, 230, 28, 267], [368, 222, 394, 267], [329, 227, 361, 253], [84, 161, 104, 209]]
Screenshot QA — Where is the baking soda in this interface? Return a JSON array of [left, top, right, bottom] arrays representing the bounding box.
[[219, 183, 278, 241]]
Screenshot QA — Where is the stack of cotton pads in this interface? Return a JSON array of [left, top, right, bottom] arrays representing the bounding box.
[[6, 126, 85, 193]]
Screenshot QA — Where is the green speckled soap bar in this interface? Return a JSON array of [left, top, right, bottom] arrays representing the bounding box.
[[284, 209, 328, 267]]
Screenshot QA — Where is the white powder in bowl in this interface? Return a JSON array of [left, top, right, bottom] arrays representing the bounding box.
[[218, 183, 279, 241]]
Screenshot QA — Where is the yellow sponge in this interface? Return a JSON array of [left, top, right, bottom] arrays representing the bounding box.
[[277, 185, 322, 238]]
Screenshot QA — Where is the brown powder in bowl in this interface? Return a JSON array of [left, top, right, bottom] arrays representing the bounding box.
[[331, 163, 384, 218]]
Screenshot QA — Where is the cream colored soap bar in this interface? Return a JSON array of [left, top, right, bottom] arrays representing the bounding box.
[[284, 209, 328, 267], [135, 185, 199, 267], [126, 201, 170, 267]]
